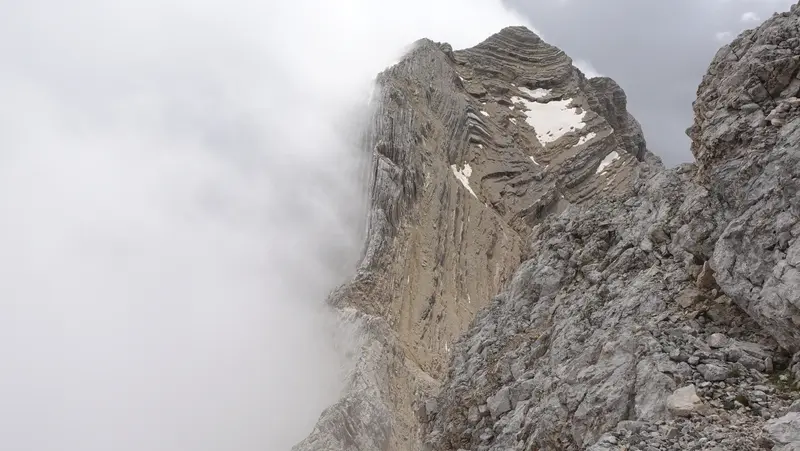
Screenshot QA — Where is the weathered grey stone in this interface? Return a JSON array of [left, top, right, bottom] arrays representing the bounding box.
[[708, 333, 730, 349], [670, 348, 689, 362], [690, 4, 800, 353], [667, 385, 705, 417], [425, 399, 439, 418], [696, 261, 717, 290], [487, 387, 512, 419], [765, 412, 800, 445], [587, 434, 623, 451], [616, 420, 646, 433], [698, 362, 731, 382], [677, 288, 703, 308], [510, 360, 526, 380]]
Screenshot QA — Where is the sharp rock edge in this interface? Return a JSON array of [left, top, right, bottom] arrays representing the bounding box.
[[297, 5, 800, 450]]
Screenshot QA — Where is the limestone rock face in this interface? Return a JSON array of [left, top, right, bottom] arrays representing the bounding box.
[[295, 25, 657, 451], [297, 5, 800, 451], [423, 164, 788, 450], [690, 5, 800, 353], [453, 27, 660, 218], [766, 412, 800, 446]]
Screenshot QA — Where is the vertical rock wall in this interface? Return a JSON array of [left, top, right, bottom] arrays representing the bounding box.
[[296, 26, 659, 451]]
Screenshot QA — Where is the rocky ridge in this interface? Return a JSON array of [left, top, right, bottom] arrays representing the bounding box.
[[297, 4, 800, 451]]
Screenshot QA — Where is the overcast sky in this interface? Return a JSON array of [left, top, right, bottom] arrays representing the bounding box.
[[505, 0, 796, 166]]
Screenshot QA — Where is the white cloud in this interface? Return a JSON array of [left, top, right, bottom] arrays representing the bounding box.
[[741, 11, 761, 21], [0, 1, 531, 451], [574, 59, 603, 78], [715, 30, 734, 41]]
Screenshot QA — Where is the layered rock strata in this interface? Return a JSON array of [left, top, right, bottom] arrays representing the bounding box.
[[298, 4, 800, 450], [295, 25, 657, 451]]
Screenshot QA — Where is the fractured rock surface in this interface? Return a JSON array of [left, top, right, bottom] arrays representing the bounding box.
[[424, 164, 792, 450], [297, 4, 800, 451], [689, 3, 800, 356], [295, 25, 658, 451]]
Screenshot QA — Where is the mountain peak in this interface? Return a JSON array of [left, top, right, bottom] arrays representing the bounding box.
[[296, 4, 800, 449]]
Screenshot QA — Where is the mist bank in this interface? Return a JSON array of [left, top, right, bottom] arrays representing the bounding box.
[[0, 1, 532, 450]]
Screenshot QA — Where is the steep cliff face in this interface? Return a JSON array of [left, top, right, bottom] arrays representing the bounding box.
[[295, 26, 657, 451], [298, 5, 800, 451], [690, 4, 800, 355], [425, 6, 800, 451]]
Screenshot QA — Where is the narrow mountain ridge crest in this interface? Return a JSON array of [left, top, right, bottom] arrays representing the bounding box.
[[296, 5, 800, 450]]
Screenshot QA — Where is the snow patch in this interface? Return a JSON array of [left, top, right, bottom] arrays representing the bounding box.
[[596, 151, 620, 174], [510, 118, 517, 124], [529, 155, 548, 169], [575, 132, 597, 147], [451, 163, 477, 198], [519, 87, 551, 99], [511, 96, 586, 144], [480, 110, 490, 117]]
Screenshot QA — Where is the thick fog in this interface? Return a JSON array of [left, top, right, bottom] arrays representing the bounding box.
[[0, 1, 534, 450]]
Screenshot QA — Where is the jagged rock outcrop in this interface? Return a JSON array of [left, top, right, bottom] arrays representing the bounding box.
[[298, 4, 800, 451], [295, 26, 658, 451], [423, 5, 800, 451], [424, 163, 793, 450], [689, 4, 800, 355]]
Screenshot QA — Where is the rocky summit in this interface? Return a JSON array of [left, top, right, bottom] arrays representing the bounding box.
[[295, 4, 800, 451]]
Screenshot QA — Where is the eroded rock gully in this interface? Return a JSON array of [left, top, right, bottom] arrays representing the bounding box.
[[295, 6, 800, 451]]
